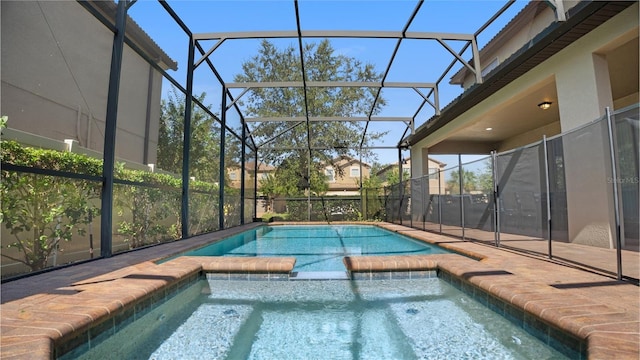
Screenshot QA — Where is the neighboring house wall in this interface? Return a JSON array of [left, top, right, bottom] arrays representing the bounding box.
[[227, 167, 242, 189], [247, 162, 275, 193], [324, 156, 371, 195], [0, 1, 175, 165], [249, 157, 372, 196], [377, 158, 446, 194], [425, 159, 447, 195]]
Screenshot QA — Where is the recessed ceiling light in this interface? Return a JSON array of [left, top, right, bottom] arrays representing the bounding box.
[[538, 101, 552, 110], [485, 127, 493, 131]]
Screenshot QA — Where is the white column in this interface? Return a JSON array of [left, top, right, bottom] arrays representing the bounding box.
[[556, 52, 616, 247]]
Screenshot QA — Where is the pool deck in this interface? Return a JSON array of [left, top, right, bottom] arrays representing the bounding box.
[[1, 221, 638, 359]]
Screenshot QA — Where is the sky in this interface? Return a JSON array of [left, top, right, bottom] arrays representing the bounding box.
[[126, 0, 528, 169]]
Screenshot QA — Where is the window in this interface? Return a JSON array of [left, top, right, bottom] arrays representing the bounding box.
[[229, 172, 237, 180], [259, 173, 269, 180], [350, 167, 360, 177], [429, 167, 439, 180], [325, 168, 335, 182]]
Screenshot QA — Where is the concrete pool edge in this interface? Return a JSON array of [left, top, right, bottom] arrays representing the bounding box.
[[1, 222, 638, 359]]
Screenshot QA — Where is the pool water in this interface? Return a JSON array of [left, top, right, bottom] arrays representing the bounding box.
[[184, 225, 451, 271], [74, 278, 570, 360]]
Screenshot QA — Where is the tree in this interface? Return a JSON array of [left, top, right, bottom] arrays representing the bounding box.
[[259, 157, 328, 202], [359, 164, 385, 221], [359, 163, 384, 190], [386, 167, 410, 186], [236, 39, 387, 193], [477, 160, 494, 193], [157, 87, 222, 183], [445, 168, 479, 194]]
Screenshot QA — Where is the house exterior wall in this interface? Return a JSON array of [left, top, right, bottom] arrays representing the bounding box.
[[547, 4, 637, 247], [0, 1, 164, 165], [412, 2, 639, 248], [415, 3, 638, 151], [497, 121, 561, 152], [461, 5, 558, 89]]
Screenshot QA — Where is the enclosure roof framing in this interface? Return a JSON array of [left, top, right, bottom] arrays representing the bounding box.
[[193, 30, 475, 42], [259, 146, 402, 151], [225, 81, 437, 89], [185, 0, 534, 153], [245, 116, 413, 123]]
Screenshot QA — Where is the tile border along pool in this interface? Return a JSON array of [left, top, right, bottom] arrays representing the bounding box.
[[1, 222, 638, 359]]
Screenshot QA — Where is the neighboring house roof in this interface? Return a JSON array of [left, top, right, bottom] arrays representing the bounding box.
[[324, 155, 372, 169], [80, 1, 178, 71], [408, 1, 635, 146], [375, 163, 405, 178], [425, 157, 447, 167], [245, 161, 275, 172]]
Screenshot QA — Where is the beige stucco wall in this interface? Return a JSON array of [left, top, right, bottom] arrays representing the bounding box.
[[1, 1, 162, 165], [548, 5, 639, 248], [497, 121, 561, 152], [462, 5, 557, 89], [406, 151, 447, 194], [326, 159, 371, 195]]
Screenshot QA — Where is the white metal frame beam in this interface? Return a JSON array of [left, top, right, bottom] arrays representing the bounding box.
[[245, 116, 413, 123], [225, 81, 438, 89], [193, 30, 476, 42]]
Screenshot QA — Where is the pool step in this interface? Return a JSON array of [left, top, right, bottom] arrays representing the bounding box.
[[290, 271, 349, 280]]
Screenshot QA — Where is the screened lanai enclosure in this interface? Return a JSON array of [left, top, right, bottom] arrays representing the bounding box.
[[1, 0, 638, 282]]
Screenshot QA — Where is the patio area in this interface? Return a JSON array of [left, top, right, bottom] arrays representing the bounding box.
[[1, 1, 638, 359], [1, 222, 638, 359]]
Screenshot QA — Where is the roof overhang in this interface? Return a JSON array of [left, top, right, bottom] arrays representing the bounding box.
[[407, 0, 636, 147], [81, 0, 178, 71]]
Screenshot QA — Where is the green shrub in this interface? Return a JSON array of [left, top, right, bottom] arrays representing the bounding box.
[[0, 140, 228, 272], [1, 140, 101, 271]]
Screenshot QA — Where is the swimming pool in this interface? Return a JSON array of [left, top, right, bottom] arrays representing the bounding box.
[[183, 225, 451, 272], [71, 277, 573, 359]]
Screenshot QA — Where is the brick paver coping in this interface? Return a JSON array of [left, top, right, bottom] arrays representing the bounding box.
[[0, 256, 295, 359], [343, 253, 639, 359], [197, 256, 295, 272], [343, 254, 438, 272]]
